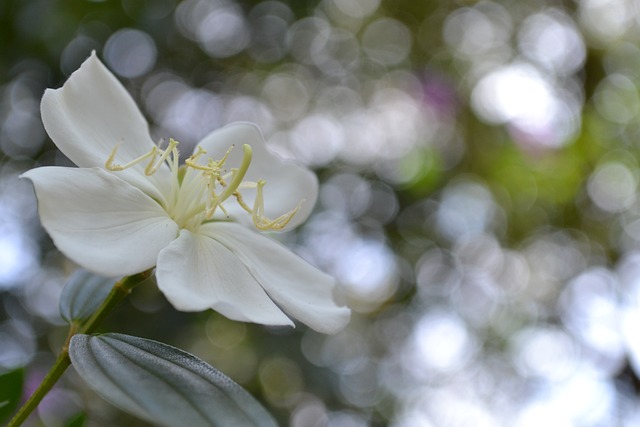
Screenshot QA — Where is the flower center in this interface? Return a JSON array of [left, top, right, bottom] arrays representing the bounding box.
[[105, 139, 303, 232]]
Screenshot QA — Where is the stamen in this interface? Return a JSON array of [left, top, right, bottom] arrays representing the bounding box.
[[104, 137, 303, 232], [218, 145, 235, 167], [185, 147, 210, 171], [218, 202, 230, 218], [105, 144, 155, 171], [204, 176, 221, 218], [105, 139, 179, 176], [185, 145, 234, 172], [251, 180, 304, 231], [234, 191, 252, 214], [145, 139, 179, 176]]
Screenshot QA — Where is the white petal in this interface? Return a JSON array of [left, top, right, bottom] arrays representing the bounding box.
[[204, 222, 350, 334], [22, 167, 178, 277], [195, 123, 318, 230], [155, 228, 293, 327], [41, 52, 170, 202]]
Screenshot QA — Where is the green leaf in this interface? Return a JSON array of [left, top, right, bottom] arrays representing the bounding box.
[[0, 368, 24, 423], [68, 333, 277, 427], [59, 269, 115, 323]]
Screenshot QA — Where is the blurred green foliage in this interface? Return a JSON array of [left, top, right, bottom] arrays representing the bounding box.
[[0, 368, 24, 424]]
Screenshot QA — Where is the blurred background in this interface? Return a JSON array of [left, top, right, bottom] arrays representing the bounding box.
[[2, 0, 640, 425]]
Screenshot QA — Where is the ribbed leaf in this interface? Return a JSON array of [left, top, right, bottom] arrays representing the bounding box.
[[59, 270, 115, 322], [68, 333, 277, 427]]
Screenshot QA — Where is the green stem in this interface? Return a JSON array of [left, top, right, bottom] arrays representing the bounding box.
[[6, 270, 153, 427]]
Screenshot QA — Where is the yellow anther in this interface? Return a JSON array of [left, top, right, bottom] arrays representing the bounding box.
[[105, 144, 122, 171], [251, 180, 304, 231], [105, 139, 179, 176], [234, 191, 252, 214], [185, 146, 210, 171], [204, 177, 221, 218], [217, 145, 234, 168], [105, 143, 156, 172], [185, 145, 234, 174], [143, 147, 159, 175], [145, 139, 179, 176]]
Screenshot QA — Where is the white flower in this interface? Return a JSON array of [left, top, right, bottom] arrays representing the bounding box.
[[23, 52, 349, 334]]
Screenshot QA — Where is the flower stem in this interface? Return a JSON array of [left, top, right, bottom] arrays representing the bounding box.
[[6, 270, 153, 427]]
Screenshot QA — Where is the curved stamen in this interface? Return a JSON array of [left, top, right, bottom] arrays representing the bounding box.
[[145, 139, 179, 176], [105, 144, 156, 171], [105, 139, 179, 176], [251, 180, 304, 231], [184, 146, 208, 169]]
